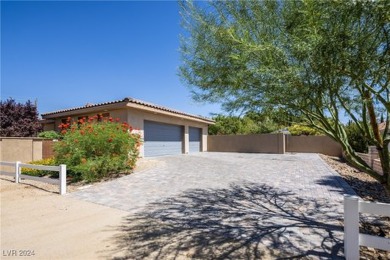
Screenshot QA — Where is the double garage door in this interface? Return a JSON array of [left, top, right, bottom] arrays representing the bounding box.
[[144, 120, 201, 157]]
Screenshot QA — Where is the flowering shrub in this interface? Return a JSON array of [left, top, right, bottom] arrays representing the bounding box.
[[21, 157, 56, 177], [54, 115, 141, 182]]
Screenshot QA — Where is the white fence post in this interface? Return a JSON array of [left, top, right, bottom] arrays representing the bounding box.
[[344, 195, 360, 259], [15, 161, 21, 183], [59, 164, 67, 195]]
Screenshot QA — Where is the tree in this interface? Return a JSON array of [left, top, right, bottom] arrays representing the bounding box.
[[344, 121, 372, 153], [179, 0, 390, 187], [288, 124, 321, 136], [0, 98, 42, 137], [208, 114, 279, 135]]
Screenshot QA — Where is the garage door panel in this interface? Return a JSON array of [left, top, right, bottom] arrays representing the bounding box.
[[189, 127, 201, 153], [144, 141, 183, 157], [189, 142, 200, 153], [145, 122, 182, 141], [144, 121, 183, 157]]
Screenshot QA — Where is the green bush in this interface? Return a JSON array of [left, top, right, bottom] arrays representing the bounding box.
[[38, 130, 61, 139], [54, 116, 141, 183], [288, 124, 321, 136], [344, 122, 371, 153], [21, 157, 56, 177], [208, 115, 280, 135]]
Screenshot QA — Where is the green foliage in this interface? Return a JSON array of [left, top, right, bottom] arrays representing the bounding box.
[[38, 130, 61, 139], [209, 114, 280, 135], [21, 158, 56, 177], [288, 124, 321, 136], [209, 115, 242, 135], [245, 109, 301, 128], [345, 122, 371, 153], [54, 116, 141, 183]]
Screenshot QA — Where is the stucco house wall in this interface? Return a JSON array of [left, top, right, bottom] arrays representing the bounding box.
[[126, 108, 208, 156]]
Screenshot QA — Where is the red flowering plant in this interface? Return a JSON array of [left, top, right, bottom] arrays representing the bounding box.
[[54, 115, 141, 182]]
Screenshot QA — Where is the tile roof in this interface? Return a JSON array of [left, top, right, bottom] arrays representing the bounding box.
[[41, 97, 214, 123]]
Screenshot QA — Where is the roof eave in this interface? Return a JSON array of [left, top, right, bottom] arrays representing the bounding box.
[[126, 102, 215, 124], [41, 101, 128, 119], [42, 100, 215, 124]]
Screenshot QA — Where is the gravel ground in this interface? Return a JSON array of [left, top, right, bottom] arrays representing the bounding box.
[[320, 155, 390, 260]]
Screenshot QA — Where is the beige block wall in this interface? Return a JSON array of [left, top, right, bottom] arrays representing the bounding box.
[[208, 134, 285, 154], [357, 151, 384, 175], [208, 134, 342, 156], [0, 138, 44, 172], [285, 135, 342, 156]]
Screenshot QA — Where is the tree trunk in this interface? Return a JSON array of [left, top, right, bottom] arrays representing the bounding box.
[[378, 146, 390, 188], [326, 129, 387, 185], [339, 140, 384, 181], [364, 91, 389, 188]]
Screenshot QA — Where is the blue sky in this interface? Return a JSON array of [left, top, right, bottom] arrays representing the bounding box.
[[1, 0, 221, 118]]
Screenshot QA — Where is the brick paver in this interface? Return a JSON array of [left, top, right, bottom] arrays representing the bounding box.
[[70, 153, 355, 259]]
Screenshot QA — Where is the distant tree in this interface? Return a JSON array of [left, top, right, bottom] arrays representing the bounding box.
[[245, 108, 302, 127], [179, 0, 390, 187], [345, 121, 372, 153], [208, 115, 245, 135], [0, 98, 42, 137], [209, 113, 280, 135], [288, 124, 322, 136]]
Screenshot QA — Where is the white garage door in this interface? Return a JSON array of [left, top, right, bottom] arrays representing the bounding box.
[[189, 127, 202, 153], [144, 121, 183, 157]]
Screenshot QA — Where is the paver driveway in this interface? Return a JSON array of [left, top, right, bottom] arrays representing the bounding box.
[[71, 153, 356, 259]]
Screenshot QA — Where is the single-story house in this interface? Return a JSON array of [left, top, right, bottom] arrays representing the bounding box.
[[41, 97, 214, 157]]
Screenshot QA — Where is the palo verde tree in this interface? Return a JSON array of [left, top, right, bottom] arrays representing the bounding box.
[[0, 98, 42, 137], [179, 0, 390, 187]]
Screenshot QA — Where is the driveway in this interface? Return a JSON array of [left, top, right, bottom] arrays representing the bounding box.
[[71, 152, 355, 259]]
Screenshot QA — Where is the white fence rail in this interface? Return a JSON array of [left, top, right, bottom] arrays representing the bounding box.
[[344, 195, 390, 259], [0, 161, 67, 195]]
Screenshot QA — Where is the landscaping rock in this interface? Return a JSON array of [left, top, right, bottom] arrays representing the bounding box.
[[320, 154, 390, 259]]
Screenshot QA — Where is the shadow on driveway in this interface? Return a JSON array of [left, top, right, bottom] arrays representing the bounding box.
[[105, 182, 345, 259]]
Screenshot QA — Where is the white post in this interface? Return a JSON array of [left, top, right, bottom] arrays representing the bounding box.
[[344, 195, 360, 259], [184, 125, 189, 154], [59, 164, 67, 195], [15, 161, 21, 183]]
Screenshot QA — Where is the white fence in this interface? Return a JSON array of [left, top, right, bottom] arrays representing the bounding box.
[[0, 161, 67, 195], [344, 195, 390, 259]]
